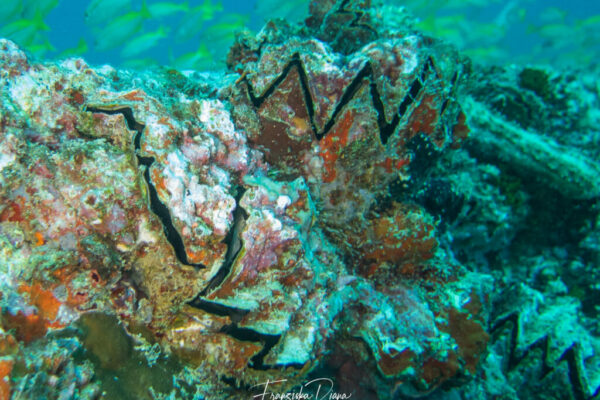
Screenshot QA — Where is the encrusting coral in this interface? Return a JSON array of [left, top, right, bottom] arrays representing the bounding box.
[[3, 1, 598, 399]]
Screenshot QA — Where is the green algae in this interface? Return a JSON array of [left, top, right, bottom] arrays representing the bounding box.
[[75, 313, 182, 400]]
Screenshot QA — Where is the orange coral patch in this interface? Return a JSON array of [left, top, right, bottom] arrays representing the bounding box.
[[409, 94, 440, 137], [231, 341, 263, 371], [0, 359, 13, 400], [18, 284, 62, 322], [34, 232, 45, 246], [121, 90, 145, 101], [151, 168, 168, 200], [378, 156, 411, 174], [319, 110, 352, 183], [186, 249, 204, 265], [157, 116, 176, 131], [363, 205, 437, 266], [4, 283, 65, 343]]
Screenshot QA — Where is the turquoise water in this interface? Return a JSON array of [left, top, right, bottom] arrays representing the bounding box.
[[1, 0, 600, 69]]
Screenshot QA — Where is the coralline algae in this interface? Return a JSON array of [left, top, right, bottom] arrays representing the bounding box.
[[1, 1, 599, 400]]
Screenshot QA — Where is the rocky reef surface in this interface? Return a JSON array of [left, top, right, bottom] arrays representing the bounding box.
[[0, 1, 599, 399]]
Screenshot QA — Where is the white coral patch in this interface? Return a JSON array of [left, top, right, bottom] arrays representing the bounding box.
[[400, 36, 420, 74], [264, 209, 283, 232], [276, 195, 291, 213], [186, 179, 235, 236], [200, 100, 236, 138], [275, 326, 315, 365], [137, 216, 158, 245], [9, 74, 39, 113], [0, 153, 14, 171], [146, 115, 175, 145], [0, 133, 19, 174], [163, 150, 190, 221], [161, 150, 234, 236]]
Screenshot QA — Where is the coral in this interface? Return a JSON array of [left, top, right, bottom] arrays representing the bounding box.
[[4, 1, 599, 399], [518, 68, 552, 101], [464, 64, 600, 199], [0, 6, 484, 394], [487, 284, 600, 400], [6, 334, 100, 400], [423, 60, 600, 399], [463, 96, 600, 199]]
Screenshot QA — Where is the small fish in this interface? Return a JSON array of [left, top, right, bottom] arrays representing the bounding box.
[[527, 23, 573, 40], [26, 38, 55, 56], [148, 1, 189, 19], [22, 0, 59, 19], [172, 44, 213, 70], [202, 13, 249, 42], [121, 26, 170, 58], [416, 14, 466, 33], [85, 0, 134, 28], [93, 1, 152, 51], [416, 14, 467, 47], [0, 0, 24, 24], [463, 46, 508, 63], [57, 38, 88, 59], [175, 0, 224, 41], [0, 10, 50, 47], [200, 15, 247, 50], [577, 14, 600, 29], [195, 14, 249, 64]]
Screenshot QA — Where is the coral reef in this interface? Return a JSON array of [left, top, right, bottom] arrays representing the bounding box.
[[0, 1, 599, 400], [417, 59, 600, 400]]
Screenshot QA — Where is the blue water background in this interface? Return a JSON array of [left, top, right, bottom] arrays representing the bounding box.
[[47, 0, 260, 68], [8, 0, 600, 69]]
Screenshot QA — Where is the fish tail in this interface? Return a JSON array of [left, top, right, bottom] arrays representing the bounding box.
[[140, 0, 151, 19]]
